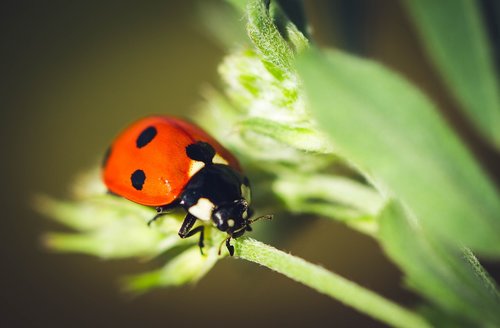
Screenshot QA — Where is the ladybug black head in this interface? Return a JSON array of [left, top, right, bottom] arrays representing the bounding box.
[[212, 199, 251, 237]]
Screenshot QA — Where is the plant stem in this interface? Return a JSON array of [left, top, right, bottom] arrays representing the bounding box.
[[234, 237, 432, 328]]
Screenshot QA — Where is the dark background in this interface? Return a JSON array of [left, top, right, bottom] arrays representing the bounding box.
[[1, 1, 499, 327]]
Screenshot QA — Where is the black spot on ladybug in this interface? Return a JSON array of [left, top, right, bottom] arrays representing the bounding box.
[[131, 169, 146, 190], [186, 141, 215, 164], [136, 126, 157, 148], [102, 146, 112, 168]]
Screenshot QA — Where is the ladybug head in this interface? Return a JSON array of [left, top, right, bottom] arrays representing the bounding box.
[[212, 199, 252, 237]]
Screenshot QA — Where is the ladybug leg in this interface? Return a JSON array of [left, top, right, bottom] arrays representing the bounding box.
[[217, 236, 234, 256], [147, 208, 166, 226], [225, 237, 234, 256], [148, 201, 180, 226], [185, 226, 205, 255], [178, 213, 205, 255], [178, 213, 197, 236]]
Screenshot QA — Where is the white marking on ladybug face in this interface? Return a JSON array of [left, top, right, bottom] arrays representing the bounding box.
[[242, 210, 248, 219], [213, 153, 229, 165], [241, 184, 251, 204], [227, 219, 235, 227], [188, 160, 205, 178], [188, 198, 214, 221]]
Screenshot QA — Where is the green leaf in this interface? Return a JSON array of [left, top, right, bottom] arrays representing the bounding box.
[[124, 245, 221, 293], [44, 231, 177, 259], [297, 49, 500, 256], [379, 201, 500, 326], [246, 0, 295, 72], [36, 195, 187, 259], [239, 117, 332, 154], [404, 0, 500, 149], [35, 195, 154, 232], [272, 174, 384, 236]]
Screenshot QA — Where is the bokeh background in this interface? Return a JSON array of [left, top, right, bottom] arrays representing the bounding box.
[[2, 1, 499, 327]]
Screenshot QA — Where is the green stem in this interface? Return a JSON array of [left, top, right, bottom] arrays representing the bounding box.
[[234, 237, 432, 328]]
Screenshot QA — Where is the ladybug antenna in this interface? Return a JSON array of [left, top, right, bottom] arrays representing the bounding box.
[[186, 141, 216, 165], [248, 214, 273, 224]]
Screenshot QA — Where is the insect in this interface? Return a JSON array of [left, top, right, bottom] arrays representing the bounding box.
[[102, 116, 268, 256]]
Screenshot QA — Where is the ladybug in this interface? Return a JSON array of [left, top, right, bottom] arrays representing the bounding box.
[[102, 116, 266, 256]]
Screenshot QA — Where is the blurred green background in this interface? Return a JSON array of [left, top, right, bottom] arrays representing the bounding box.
[[2, 1, 499, 327]]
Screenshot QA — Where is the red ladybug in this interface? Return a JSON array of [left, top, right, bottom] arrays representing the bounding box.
[[102, 116, 259, 255]]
